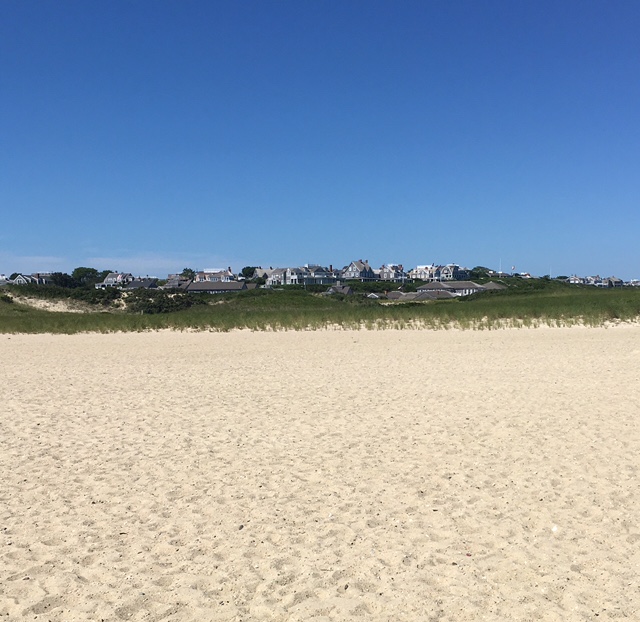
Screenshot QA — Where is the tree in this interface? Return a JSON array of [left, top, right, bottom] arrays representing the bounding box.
[[181, 267, 196, 280], [240, 266, 260, 279], [72, 267, 101, 286], [469, 266, 492, 279], [50, 272, 78, 288]]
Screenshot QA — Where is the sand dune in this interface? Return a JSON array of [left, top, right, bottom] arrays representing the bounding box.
[[1, 327, 639, 620]]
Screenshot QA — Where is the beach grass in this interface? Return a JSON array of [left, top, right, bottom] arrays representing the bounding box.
[[1, 282, 639, 334]]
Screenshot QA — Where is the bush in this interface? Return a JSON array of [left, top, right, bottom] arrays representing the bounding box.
[[124, 290, 207, 314]]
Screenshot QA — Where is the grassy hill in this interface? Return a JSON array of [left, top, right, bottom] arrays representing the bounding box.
[[1, 280, 639, 334]]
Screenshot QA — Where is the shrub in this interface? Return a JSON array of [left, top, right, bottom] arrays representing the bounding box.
[[124, 290, 207, 314]]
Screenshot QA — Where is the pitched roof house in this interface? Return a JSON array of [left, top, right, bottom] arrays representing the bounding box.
[[12, 273, 53, 285], [95, 272, 134, 289], [194, 268, 236, 283], [161, 276, 192, 291], [408, 265, 439, 281], [417, 281, 484, 296], [265, 265, 336, 287], [379, 264, 406, 282], [342, 260, 377, 281]]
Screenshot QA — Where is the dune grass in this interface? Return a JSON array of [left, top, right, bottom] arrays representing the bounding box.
[[1, 283, 639, 334]]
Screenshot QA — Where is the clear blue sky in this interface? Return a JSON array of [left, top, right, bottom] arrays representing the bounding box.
[[2, 0, 639, 278]]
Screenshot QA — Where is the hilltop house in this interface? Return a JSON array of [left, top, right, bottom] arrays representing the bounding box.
[[342, 260, 377, 281], [302, 264, 336, 285], [11, 273, 53, 285], [379, 264, 406, 282], [265, 265, 336, 287], [161, 275, 192, 291], [194, 268, 236, 283], [408, 265, 439, 281], [124, 278, 158, 290], [417, 281, 484, 296], [439, 264, 468, 281], [95, 272, 134, 289]]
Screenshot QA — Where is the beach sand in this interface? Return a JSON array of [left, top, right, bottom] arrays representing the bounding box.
[[1, 327, 639, 621]]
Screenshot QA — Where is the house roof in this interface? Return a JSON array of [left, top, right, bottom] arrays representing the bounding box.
[[420, 290, 456, 299], [482, 281, 507, 290], [446, 281, 482, 290], [417, 282, 454, 290], [162, 278, 192, 291], [124, 279, 158, 289], [186, 281, 246, 292], [346, 260, 372, 272]]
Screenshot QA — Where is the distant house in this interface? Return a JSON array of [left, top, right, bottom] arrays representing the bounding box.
[[11, 274, 36, 285], [408, 265, 439, 281], [161, 276, 192, 291], [302, 265, 336, 285], [342, 260, 377, 281], [603, 277, 623, 288], [194, 268, 236, 283], [386, 291, 409, 300], [379, 264, 406, 282], [186, 281, 247, 294], [251, 268, 271, 280], [416, 281, 453, 293], [265, 268, 287, 287], [95, 272, 134, 289], [11, 273, 53, 285], [416, 290, 456, 300], [439, 264, 468, 281], [124, 278, 158, 290], [585, 275, 604, 287], [264, 265, 336, 287], [445, 281, 484, 296], [417, 281, 484, 296], [285, 267, 305, 285], [481, 281, 507, 291]]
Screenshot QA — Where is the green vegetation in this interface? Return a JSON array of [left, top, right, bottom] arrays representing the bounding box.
[[180, 267, 196, 280], [8, 282, 121, 306], [1, 279, 639, 334]]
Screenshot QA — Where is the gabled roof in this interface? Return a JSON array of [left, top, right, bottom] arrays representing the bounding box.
[[346, 260, 372, 272], [161, 278, 192, 291]]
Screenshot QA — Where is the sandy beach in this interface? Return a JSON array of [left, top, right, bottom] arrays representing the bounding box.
[[1, 326, 639, 621]]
